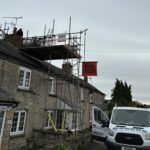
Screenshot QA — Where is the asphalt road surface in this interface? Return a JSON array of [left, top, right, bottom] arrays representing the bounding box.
[[86, 140, 107, 150]]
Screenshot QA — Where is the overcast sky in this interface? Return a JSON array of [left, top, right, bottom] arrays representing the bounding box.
[[1, 0, 150, 104]]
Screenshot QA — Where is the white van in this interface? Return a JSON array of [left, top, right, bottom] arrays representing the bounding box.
[[91, 106, 109, 142], [106, 106, 150, 150]]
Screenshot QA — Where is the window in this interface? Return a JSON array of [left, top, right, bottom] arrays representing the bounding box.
[[80, 110, 84, 124], [18, 67, 31, 89], [101, 111, 109, 122], [112, 109, 149, 126], [76, 110, 84, 130], [94, 108, 109, 124], [0, 111, 5, 136], [61, 81, 67, 97], [44, 111, 54, 129], [89, 93, 93, 102], [56, 110, 63, 129], [11, 111, 26, 135], [80, 88, 84, 101], [49, 77, 56, 95], [94, 109, 101, 124], [89, 110, 92, 123]]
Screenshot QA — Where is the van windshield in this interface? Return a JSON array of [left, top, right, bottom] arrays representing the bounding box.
[[111, 109, 150, 127]]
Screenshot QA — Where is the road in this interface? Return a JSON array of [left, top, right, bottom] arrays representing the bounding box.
[[86, 140, 107, 150]]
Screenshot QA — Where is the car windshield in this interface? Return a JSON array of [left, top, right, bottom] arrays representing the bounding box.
[[111, 109, 150, 127]]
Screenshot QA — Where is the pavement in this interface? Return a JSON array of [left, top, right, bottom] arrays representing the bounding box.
[[86, 140, 107, 150]]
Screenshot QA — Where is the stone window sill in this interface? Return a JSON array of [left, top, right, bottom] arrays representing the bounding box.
[[10, 134, 25, 139], [17, 88, 36, 94]]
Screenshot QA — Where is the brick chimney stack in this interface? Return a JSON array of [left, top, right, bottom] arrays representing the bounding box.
[[62, 62, 73, 76], [4, 27, 23, 48]]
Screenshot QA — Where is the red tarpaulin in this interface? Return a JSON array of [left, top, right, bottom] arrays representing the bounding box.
[[82, 61, 97, 76]]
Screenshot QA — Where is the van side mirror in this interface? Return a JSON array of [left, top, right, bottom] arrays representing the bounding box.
[[101, 120, 109, 128]]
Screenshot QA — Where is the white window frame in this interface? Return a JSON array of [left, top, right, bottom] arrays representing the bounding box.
[[0, 109, 6, 144], [10, 110, 26, 136], [80, 110, 84, 124], [18, 67, 31, 90], [89, 93, 93, 102], [44, 111, 54, 129], [49, 77, 56, 95], [89, 110, 92, 123], [76, 110, 84, 130], [80, 87, 84, 101]]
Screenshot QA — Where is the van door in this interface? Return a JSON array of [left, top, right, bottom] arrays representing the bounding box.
[[91, 106, 109, 141]]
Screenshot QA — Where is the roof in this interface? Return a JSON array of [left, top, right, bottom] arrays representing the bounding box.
[[0, 40, 105, 95], [0, 40, 60, 74], [0, 88, 19, 107], [68, 75, 105, 95]]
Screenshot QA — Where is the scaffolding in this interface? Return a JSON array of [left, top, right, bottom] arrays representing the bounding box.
[[0, 18, 88, 134], [22, 21, 88, 133]]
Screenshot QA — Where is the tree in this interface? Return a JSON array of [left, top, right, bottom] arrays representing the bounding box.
[[108, 79, 132, 111]]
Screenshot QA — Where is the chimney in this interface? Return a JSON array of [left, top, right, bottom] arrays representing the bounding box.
[[4, 27, 23, 48], [62, 62, 73, 76]]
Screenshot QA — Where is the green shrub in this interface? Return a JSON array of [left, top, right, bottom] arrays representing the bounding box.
[[56, 144, 68, 150]]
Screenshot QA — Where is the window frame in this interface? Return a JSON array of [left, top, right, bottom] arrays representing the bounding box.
[[80, 87, 84, 101], [18, 67, 31, 90], [10, 110, 26, 136], [89, 93, 93, 102], [80, 110, 84, 124], [0, 110, 6, 142], [44, 110, 55, 129], [89, 110, 92, 123], [49, 77, 56, 95]]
